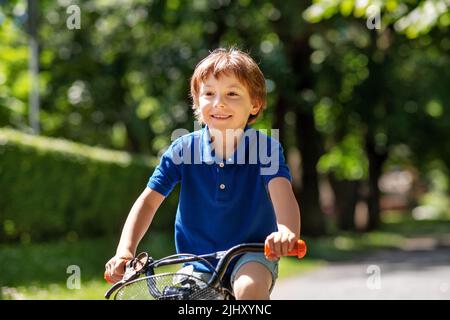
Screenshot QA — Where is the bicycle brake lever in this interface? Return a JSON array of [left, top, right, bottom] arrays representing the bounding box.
[[121, 258, 141, 281]]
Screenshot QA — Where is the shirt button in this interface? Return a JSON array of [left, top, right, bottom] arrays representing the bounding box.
[[219, 163, 224, 168], [219, 184, 226, 190]]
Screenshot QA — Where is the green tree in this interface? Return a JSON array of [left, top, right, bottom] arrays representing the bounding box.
[[304, 0, 450, 230]]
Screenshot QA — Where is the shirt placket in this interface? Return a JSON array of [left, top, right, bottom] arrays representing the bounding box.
[[215, 162, 231, 202]]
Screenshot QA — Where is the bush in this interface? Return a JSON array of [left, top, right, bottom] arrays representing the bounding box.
[[0, 128, 178, 242]]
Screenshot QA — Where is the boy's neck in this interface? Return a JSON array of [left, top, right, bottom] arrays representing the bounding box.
[[208, 126, 247, 161]]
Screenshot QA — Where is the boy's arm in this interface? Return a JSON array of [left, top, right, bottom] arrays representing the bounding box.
[[115, 187, 165, 258], [266, 177, 301, 259]]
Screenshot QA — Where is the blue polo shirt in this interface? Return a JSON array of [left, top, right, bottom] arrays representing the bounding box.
[[147, 125, 292, 273]]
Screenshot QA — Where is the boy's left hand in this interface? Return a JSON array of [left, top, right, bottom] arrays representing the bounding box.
[[264, 230, 298, 261]]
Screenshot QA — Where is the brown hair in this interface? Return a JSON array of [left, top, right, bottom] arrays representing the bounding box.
[[190, 48, 267, 124]]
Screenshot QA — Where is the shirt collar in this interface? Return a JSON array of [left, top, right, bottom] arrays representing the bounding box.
[[200, 124, 253, 165], [200, 125, 215, 164]]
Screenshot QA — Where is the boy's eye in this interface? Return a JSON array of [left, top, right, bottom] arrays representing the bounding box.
[[228, 92, 239, 96], [203, 91, 214, 96]]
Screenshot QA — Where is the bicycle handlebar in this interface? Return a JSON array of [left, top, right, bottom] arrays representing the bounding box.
[[104, 239, 307, 285]]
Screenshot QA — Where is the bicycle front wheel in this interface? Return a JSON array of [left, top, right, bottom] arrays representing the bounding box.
[[112, 273, 226, 300]]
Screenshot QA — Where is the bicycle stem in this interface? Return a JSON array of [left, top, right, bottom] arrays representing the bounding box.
[[208, 243, 266, 287], [150, 252, 220, 268]]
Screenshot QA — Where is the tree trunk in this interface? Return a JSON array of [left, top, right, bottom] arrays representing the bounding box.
[[365, 135, 388, 231], [296, 111, 326, 236], [28, 0, 40, 134], [329, 175, 359, 231], [273, 95, 288, 144], [113, 54, 142, 153], [269, 1, 327, 235], [289, 34, 326, 236]]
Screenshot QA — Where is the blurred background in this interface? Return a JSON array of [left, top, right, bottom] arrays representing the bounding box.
[[0, 0, 449, 299]]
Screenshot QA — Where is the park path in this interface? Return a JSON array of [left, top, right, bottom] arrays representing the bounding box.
[[271, 237, 450, 300]]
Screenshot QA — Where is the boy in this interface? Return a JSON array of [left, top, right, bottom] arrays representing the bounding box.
[[105, 48, 301, 300]]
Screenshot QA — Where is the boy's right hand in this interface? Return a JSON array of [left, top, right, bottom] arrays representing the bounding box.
[[104, 255, 133, 283]]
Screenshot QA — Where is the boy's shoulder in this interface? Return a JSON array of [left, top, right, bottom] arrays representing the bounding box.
[[247, 127, 280, 142], [242, 127, 284, 151], [169, 129, 203, 148]]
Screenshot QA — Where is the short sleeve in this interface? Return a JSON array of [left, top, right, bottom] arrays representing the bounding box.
[[147, 139, 183, 196], [260, 139, 292, 185]]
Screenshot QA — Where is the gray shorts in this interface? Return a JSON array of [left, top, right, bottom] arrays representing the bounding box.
[[179, 252, 279, 294], [230, 252, 279, 293]]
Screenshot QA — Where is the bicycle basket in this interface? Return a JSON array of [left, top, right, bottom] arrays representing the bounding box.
[[112, 273, 226, 300]]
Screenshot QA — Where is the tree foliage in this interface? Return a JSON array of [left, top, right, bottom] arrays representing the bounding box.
[[1, 0, 449, 235]]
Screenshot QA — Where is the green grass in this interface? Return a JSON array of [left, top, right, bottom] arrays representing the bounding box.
[[0, 231, 175, 300], [2, 281, 112, 300], [2, 214, 450, 300], [380, 211, 450, 236]]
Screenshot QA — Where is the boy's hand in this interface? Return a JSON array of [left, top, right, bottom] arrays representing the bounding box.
[[104, 255, 133, 283], [264, 230, 298, 261]]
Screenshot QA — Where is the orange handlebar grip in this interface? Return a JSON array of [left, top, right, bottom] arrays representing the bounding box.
[[104, 271, 114, 284], [265, 239, 307, 259]]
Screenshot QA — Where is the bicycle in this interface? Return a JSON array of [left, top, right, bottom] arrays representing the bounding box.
[[104, 239, 307, 300]]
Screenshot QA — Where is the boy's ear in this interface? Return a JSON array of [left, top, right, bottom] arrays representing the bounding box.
[[251, 104, 262, 115]]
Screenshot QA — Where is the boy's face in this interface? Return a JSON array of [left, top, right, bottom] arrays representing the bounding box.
[[198, 73, 260, 132]]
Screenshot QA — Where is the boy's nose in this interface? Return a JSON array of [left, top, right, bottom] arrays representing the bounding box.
[[213, 95, 226, 108]]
